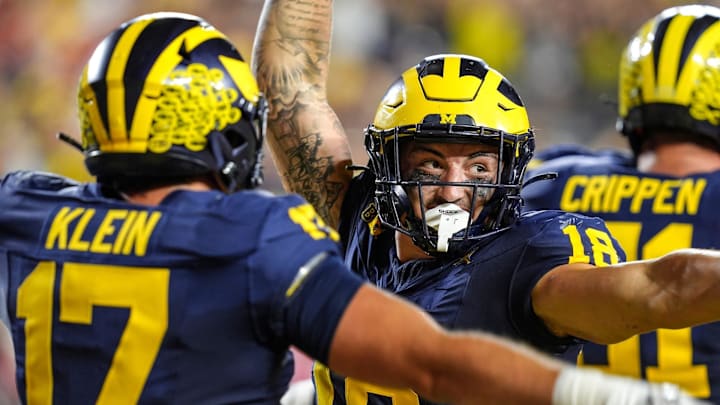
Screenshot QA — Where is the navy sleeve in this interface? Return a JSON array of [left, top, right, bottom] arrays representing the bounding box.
[[247, 196, 364, 363], [509, 212, 627, 350], [282, 252, 364, 363]]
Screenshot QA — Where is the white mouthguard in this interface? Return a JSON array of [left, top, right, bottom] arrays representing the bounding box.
[[424, 203, 470, 252]]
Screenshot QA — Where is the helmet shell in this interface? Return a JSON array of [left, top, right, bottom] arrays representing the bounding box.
[[618, 5, 720, 155], [79, 12, 266, 191]]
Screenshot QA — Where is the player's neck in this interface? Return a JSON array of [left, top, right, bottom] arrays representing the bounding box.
[[122, 181, 214, 206], [395, 232, 434, 262], [637, 142, 720, 177]]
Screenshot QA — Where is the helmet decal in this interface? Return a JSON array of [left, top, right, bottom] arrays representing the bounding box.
[[148, 62, 242, 154], [688, 41, 720, 126]]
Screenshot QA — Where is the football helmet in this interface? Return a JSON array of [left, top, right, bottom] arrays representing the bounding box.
[[365, 54, 535, 255], [618, 5, 720, 155], [77, 12, 266, 192]]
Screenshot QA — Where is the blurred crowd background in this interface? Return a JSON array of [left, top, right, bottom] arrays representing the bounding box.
[[2, 0, 718, 193]]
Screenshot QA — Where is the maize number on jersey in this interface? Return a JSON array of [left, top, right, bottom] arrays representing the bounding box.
[[17, 261, 169, 404], [579, 221, 710, 398]]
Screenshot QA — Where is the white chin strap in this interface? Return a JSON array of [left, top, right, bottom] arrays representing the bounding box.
[[424, 203, 470, 252]]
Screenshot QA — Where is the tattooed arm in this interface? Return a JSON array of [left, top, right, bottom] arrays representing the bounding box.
[[253, 0, 353, 228]]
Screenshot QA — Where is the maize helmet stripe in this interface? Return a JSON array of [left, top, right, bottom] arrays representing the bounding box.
[[419, 56, 482, 101], [679, 15, 719, 70], [105, 18, 154, 142], [219, 55, 260, 104], [80, 23, 135, 148], [637, 10, 720, 106], [653, 14, 719, 100], [676, 18, 720, 101], [654, 15, 688, 98], [81, 18, 151, 146], [130, 26, 228, 150]]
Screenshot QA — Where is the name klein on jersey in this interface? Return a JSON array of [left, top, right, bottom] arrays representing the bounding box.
[[44, 206, 162, 256]]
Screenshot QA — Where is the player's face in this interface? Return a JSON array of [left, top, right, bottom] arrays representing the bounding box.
[[399, 141, 499, 221]]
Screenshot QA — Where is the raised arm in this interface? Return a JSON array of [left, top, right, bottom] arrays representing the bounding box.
[[252, 0, 353, 228], [533, 248, 720, 344]]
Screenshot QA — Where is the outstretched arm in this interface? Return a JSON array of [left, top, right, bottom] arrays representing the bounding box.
[[533, 248, 720, 344], [331, 285, 702, 405], [330, 286, 558, 404], [253, 0, 353, 228]]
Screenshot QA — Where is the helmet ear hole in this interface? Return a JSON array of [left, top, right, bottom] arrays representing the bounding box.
[[208, 131, 253, 193]]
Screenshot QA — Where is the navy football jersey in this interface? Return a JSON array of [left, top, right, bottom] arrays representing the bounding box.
[[523, 144, 720, 402], [313, 171, 626, 405], [0, 171, 364, 405]]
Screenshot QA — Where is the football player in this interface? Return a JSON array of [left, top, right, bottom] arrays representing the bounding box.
[[254, 0, 720, 404], [523, 5, 720, 403]]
